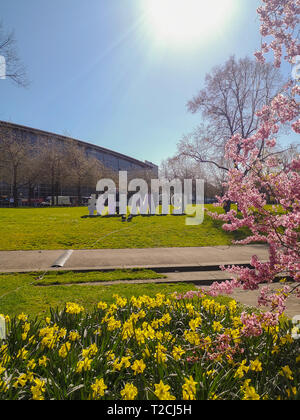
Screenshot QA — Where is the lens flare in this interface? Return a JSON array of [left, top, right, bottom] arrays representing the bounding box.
[[143, 0, 238, 46]]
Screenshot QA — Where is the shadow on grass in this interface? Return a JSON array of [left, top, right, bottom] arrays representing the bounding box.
[[210, 217, 248, 241]]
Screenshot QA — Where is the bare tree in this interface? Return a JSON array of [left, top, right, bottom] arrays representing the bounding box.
[[22, 148, 45, 205], [174, 56, 291, 211], [160, 154, 204, 181], [160, 154, 223, 201], [64, 141, 104, 205], [0, 22, 28, 87], [0, 126, 32, 206], [276, 143, 300, 171], [37, 138, 68, 206], [182, 56, 284, 173]]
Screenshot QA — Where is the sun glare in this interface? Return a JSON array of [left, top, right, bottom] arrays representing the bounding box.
[[143, 0, 237, 46]]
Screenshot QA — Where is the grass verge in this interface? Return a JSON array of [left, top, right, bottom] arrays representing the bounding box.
[[32, 269, 166, 286], [0, 271, 196, 319]]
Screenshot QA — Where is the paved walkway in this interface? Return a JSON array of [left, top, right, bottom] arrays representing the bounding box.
[[0, 244, 299, 318], [200, 283, 300, 319], [0, 245, 269, 273]]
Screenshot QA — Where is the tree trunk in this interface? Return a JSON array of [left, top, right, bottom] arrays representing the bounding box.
[[28, 183, 34, 207], [77, 181, 82, 206], [13, 168, 18, 207], [55, 181, 59, 206], [223, 200, 232, 214], [50, 166, 55, 206]]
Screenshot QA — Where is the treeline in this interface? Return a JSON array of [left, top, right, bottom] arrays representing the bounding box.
[[0, 126, 115, 207]]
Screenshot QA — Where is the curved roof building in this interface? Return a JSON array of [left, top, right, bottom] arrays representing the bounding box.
[[0, 120, 158, 176]]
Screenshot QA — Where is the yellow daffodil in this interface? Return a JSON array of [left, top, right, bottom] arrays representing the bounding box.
[[242, 386, 260, 400], [189, 317, 202, 331], [58, 342, 71, 358], [131, 359, 146, 375], [16, 348, 28, 360], [182, 376, 197, 400], [97, 301, 108, 310], [31, 378, 46, 401], [250, 359, 263, 372], [26, 359, 36, 371], [69, 331, 80, 342], [154, 381, 176, 401], [65, 302, 84, 315], [17, 313, 28, 322], [82, 343, 98, 358], [234, 360, 249, 379], [13, 373, 27, 388], [212, 321, 223, 333], [91, 378, 107, 399], [38, 356, 48, 367], [280, 366, 294, 381], [172, 345, 185, 361], [76, 357, 92, 373], [121, 383, 138, 400]]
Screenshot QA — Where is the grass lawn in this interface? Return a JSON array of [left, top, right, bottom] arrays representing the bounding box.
[[32, 269, 166, 286], [0, 271, 199, 319], [0, 206, 249, 251]]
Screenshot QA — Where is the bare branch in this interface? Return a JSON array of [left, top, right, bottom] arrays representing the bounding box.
[[0, 22, 29, 87]]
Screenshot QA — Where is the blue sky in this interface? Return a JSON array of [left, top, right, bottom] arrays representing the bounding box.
[[0, 0, 294, 165]]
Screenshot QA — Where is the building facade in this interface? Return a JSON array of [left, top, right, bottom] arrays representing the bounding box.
[[0, 121, 158, 204]]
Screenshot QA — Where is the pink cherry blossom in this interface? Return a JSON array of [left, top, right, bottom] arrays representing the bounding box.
[[205, 0, 300, 313], [256, 0, 300, 67]]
